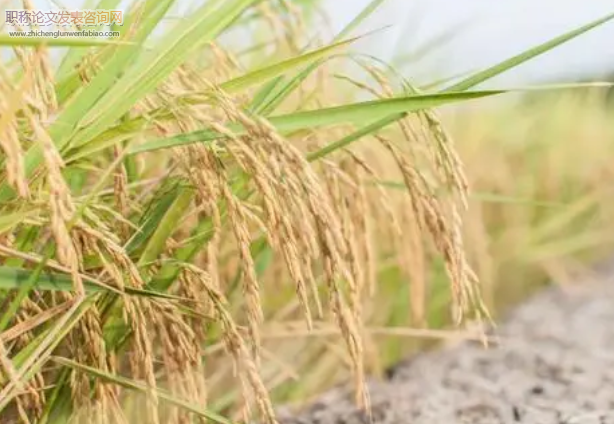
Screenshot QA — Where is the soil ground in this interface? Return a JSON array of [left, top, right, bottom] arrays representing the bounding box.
[[278, 270, 614, 424]]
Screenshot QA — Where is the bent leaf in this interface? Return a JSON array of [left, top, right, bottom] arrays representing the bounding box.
[[54, 356, 233, 424], [220, 38, 357, 94], [0, 266, 181, 300], [130, 90, 500, 153]]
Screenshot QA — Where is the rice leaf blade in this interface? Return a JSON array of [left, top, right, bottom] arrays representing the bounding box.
[[53, 356, 234, 424], [130, 90, 500, 153], [220, 38, 355, 94], [445, 12, 614, 92]]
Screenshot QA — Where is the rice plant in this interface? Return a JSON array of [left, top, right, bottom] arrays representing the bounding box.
[[0, 1, 612, 423]]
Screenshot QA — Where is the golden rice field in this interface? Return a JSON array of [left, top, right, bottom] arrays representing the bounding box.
[[0, 1, 613, 423]]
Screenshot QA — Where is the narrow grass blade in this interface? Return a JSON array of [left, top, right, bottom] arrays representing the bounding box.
[[147, 216, 218, 291], [251, 61, 323, 115], [137, 186, 194, 265], [130, 90, 500, 153], [0, 229, 36, 270], [0, 0, 175, 203], [471, 192, 565, 208], [266, 91, 497, 130], [53, 356, 234, 424], [374, 180, 565, 208], [0, 252, 50, 332], [310, 12, 614, 166], [220, 38, 356, 94], [336, 0, 388, 41], [0, 266, 182, 300], [55, 0, 173, 104], [249, 75, 285, 113], [71, 0, 258, 149], [0, 209, 38, 235], [64, 115, 152, 162], [145, 182, 250, 292], [54, 0, 174, 135], [445, 12, 614, 92], [251, 0, 387, 114], [528, 230, 614, 261], [38, 370, 71, 424], [0, 297, 91, 410], [125, 179, 188, 255], [55, 0, 123, 79], [307, 113, 403, 161]]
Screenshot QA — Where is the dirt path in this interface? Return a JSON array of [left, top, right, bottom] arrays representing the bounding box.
[[278, 272, 614, 424]]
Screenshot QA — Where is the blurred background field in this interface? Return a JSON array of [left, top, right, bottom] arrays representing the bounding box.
[[2, 1, 614, 423]]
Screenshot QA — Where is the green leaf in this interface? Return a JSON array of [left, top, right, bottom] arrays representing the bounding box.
[[138, 186, 194, 265], [219, 38, 356, 94], [0, 0, 175, 202], [307, 113, 404, 161], [147, 214, 218, 291], [250, 62, 318, 115], [249, 75, 286, 113], [303, 11, 614, 165], [53, 356, 234, 424], [145, 180, 251, 292], [0, 250, 51, 332], [125, 179, 187, 255], [336, 0, 388, 41], [444, 12, 614, 92], [2, 227, 39, 269], [55, 0, 173, 104], [0, 209, 39, 235], [0, 266, 182, 300], [38, 369, 71, 424], [55, 0, 123, 79], [64, 115, 152, 162], [130, 90, 500, 154], [0, 297, 92, 409], [71, 0, 258, 150], [375, 180, 566, 208], [250, 0, 388, 115]]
